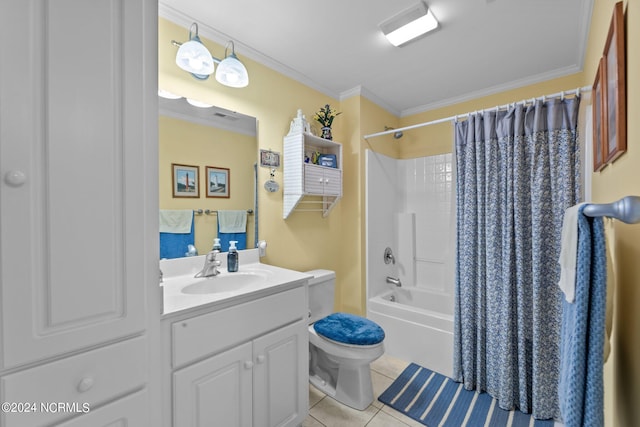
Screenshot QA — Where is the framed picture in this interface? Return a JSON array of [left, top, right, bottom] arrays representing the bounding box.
[[206, 166, 230, 198], [603, 1, 626, 163], [172, 163, 199, 198], [592, 58, 606, 172], [260, 149, 280, 168]]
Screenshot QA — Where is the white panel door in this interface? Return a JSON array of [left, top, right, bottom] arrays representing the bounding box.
[[0, 0, 148, 369], [174, 342, 253, 427], [253, 321, 308, 427]]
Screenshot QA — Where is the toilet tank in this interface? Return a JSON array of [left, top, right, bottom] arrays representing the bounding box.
[[306, 269, 336, 324]]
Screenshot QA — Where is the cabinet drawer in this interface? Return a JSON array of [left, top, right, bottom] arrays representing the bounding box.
[[172, 286, 306, 368], [56, 389, 148, 427], [1, 336, 146, 427]]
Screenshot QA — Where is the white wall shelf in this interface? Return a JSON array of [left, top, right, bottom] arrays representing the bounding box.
[[283, 132, 342, 218]]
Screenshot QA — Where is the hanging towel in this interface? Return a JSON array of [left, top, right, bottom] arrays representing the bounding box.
[[558, 203, 587, 302], [159, 209, 193, 233], [558, 206, 606, 427], [160, 211, 195, 259], [217, 210, 247, 233], [603, 219, 616, 362], [217, 210, 247, 251]]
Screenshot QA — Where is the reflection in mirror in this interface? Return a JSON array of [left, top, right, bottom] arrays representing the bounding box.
[[159, 96, 257, 258]]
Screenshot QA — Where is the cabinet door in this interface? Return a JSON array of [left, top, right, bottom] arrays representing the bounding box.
[[322, 168, 342, 196], [303, 164, 326, 194], [174, 342, 253, 427], [0, 0, 152, 369], [253, 321, 308, 427]]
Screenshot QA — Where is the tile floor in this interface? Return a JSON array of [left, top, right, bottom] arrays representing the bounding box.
[[304, 354, 426, 427]]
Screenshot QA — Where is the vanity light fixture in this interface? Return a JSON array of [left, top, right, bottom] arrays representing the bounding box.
[[379, 1, 439, 47], [173, 22, 249, 87]]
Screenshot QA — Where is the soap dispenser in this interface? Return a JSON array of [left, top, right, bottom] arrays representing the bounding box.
[[212, 238, 221, 252], [227, 240, 239, 272]]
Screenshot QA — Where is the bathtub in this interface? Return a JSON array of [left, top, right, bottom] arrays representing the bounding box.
[[368, 286, 454, 378]]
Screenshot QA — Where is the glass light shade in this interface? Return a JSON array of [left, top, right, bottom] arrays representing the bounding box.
[[186, 98, 213, 108], [158, 89, 182, 99], [215, 53, 249, 88], [175, 37, 215, 76]]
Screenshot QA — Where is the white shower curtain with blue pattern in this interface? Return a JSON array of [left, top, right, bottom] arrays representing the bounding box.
[[453, 97, 581, 420]]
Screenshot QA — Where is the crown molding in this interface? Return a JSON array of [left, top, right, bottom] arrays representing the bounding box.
[[400, 64, 583, 118]]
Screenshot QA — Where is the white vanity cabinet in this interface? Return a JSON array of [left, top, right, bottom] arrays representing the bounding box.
[[0, 0, 159, 425], [165, 285, 308, 427], [283, 132, 342, 218]]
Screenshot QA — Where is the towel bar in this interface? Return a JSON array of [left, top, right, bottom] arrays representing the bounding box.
[[203, 209, 254, 215], [583, 196, 640, 224]]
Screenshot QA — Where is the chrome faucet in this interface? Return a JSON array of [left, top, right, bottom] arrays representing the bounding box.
[[195, 250, 221, 278]]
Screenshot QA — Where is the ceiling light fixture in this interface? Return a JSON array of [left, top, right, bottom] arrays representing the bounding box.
[[379, 1, 439, 47], [172, 22, 249, 87]]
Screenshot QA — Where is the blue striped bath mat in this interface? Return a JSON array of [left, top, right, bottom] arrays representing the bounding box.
[[378, 363, 554, 427]]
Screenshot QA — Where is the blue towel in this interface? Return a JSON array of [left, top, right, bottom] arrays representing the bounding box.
[[558, 207, 606, 427], [217, 222, 246, 251], [160, 211, 195, 259]]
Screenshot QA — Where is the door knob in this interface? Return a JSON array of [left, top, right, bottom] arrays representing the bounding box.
[[244, 361, 254, 369], [4, 170, 27, 187]]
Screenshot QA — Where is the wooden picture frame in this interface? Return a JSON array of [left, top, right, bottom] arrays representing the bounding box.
[[206, 166, 230, 198], [603, 1, 626, 164], [172, 164, 199, 198], [592, 58, 606, 172]]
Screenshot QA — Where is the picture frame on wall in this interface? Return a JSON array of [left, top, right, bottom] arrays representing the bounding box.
[[206, 166, 230, 198], [260, 149, 281, 168], [172, 163, 199, 198], [603, 1, 626, 164], [592, 58, 606, 172]]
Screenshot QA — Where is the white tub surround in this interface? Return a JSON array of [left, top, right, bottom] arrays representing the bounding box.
[[159, 250, 311, 427]]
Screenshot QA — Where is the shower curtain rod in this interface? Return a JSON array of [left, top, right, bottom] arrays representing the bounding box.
[[363, 85, 592, 140]]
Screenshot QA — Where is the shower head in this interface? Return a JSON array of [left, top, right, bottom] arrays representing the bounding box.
[[384, 126, 403, 139]]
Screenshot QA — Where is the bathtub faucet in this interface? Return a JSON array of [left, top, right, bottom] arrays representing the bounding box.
[[383, 247, 395, 265], [386, 276, 402, 287]]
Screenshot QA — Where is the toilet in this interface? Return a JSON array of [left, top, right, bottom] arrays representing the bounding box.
[[306, 269, 385, 410]]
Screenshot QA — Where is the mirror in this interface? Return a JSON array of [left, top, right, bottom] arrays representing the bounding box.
[[159, 96, 258, 258]]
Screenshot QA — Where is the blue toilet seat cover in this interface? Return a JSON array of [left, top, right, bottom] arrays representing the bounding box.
[[313, 312, 385, 345]]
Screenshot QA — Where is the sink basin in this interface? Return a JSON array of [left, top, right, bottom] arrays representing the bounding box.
[[181, 271, 270, 295]]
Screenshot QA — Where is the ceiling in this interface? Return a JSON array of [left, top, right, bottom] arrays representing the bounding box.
[[159, 0, 593, 117]]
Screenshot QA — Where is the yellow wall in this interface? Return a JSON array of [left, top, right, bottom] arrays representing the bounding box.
[[584, 1, 640, 426], [159, 116, 256, 254]]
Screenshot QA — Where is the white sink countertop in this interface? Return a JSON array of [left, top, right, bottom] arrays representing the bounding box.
[[160, 249, 311, 316]]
